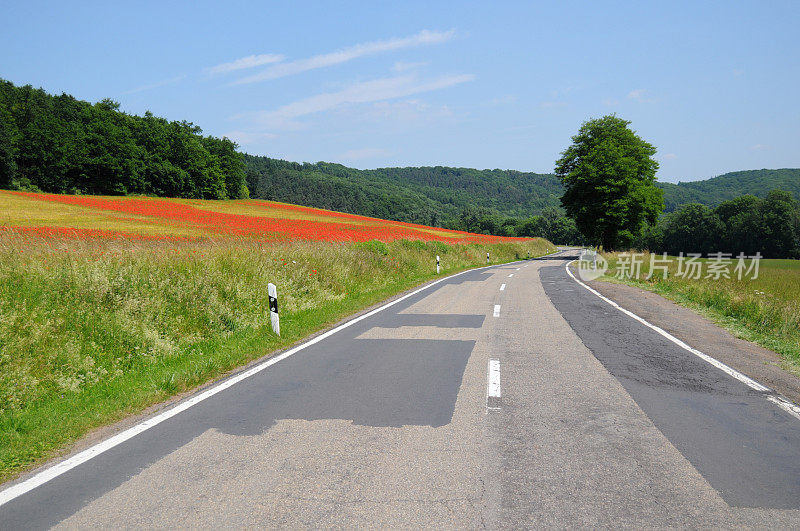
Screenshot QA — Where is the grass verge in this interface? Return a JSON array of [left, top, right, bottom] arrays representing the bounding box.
[[592, 252, 800, 373], [0, 234, 556, 484]]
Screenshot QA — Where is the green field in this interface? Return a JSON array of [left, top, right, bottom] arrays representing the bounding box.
[[595, 252, 800, 370], [0, 229, 554, 484]]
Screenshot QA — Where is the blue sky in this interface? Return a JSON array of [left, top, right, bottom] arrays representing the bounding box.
[[2, 1, 798, 182]]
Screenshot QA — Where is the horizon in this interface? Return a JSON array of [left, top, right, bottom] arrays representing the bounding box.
[[2, 1, 798, 183]]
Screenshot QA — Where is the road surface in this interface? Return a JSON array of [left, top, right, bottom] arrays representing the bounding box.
[[2, 251, 800, 528]]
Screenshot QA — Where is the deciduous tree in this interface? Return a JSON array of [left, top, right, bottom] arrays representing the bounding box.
[[555, 115, 663, 250]]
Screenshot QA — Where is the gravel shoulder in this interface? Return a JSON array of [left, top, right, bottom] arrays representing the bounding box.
[[589, 278, 800, 406]]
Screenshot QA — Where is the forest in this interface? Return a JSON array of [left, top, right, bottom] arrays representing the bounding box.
[[635, 191, 800, 259], [243, 156, 563, 226], [0, 79, 247, 199], [657, 169, 800, 212]]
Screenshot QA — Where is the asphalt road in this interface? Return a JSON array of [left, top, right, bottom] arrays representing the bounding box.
[[2, 251, 800, 528]]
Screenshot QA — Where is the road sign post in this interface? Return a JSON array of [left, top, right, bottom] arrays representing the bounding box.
[[436, 255, 440, 274], [487, 252, 490, 264], [268, 282, 280, 336]]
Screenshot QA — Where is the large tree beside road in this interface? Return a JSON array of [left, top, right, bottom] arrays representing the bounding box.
[[555, 115, 663, 250]]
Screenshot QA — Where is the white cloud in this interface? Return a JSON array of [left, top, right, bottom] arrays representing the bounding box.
[[750, 144, 769, 151], [232, 29, 455, 85], [359, 99, 454, 123], [627, 88, 646, 100], [206, 54, 284, 75], [392, 61, 429, 73], [123, 75, 186, 95], [661, 153, 677, 160], [241, 73, 474, 129], [340, 148, 392, 160], [601, 98, 619, 106]]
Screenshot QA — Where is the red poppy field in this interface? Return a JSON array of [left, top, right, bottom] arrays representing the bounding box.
[[0, 191, 521, 244]]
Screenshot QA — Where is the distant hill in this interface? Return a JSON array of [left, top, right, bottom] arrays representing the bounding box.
[[244, 154, 800, 224], [657, 169, 800, 211], [243, 155, 562, 228]]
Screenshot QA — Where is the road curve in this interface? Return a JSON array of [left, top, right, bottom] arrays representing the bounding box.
[[2, 251, 800, 528]]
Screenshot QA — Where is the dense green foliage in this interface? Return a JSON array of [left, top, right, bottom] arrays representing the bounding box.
[[657, 169, 800, 212], [635, 191, 800, 258], [0, 79, 247, 199], [243, 155, 564, 231], [555, 115, 664, 250]]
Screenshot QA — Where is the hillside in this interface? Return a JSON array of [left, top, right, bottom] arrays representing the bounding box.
[[244, 155, 800, 224], [657, 169, 800, 211], [0, 190, 517, 244], [244, 156, 561, 229]]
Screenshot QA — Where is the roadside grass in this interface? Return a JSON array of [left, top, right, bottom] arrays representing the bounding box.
[[0, 232, 556, 483], [594, 252, 800, 371]]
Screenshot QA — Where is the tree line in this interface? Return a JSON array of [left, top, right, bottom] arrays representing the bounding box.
[[0, 79, 247, 199], [243, 155, 563, 222], [636, 191, 800, 258]]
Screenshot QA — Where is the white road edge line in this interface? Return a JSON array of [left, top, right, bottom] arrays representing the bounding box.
[[0, 260, 522, 508], [500, 284, 506, 291], [767, 395, 800, 418], [487, 359, 501, 410], [565, 261, 800, 421], [493, 304, 501, 317]]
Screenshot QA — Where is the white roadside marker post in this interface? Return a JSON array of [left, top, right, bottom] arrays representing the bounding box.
[[436, 255, 440, 274], [268, 282, 280, 336], [487, 252, 490, 264]]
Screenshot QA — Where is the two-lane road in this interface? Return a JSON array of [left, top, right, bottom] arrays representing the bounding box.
[[3, 252, 800, 528]]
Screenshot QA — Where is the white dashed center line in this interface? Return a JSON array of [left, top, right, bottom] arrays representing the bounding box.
[[493, 304, 501, 317], [500, 284, 506, 291], [508, 273, 514, 278], [487, 359, 501, 410]]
